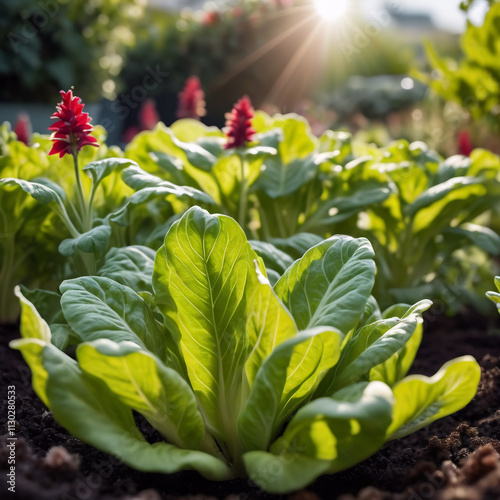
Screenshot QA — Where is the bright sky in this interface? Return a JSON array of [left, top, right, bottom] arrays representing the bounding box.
[[361, 0, 489, 33]]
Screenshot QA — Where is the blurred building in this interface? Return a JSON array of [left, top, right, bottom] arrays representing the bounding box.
[[389, 9, 435, 41], [147, 0, 204, 10]]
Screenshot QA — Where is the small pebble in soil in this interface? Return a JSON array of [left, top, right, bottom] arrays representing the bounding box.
[[43, 446, 80, 472]]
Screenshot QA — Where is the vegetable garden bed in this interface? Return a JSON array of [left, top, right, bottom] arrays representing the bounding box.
[[2, 310, 500, 500], [2, 89, 500, 500]]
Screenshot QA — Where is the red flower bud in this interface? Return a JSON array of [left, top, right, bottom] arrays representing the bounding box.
[[458, 130, 473, 157], [14, 113, 31, 146], [202, 10, 219, 26], [139, 98, 160, 131], [223, 96, 256, 149], [176, 76, 207, 121], [48, 89, 98, 158]]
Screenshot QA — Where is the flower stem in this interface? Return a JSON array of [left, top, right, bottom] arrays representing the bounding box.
[[238, 154, 247, 229], [71, 151, 96, 275], [66, 194, 85, 230], [72, 152, 91, 232]]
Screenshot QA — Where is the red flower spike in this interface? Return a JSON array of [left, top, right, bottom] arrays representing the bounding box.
[[223, 96, 256, 149], [48, 89, 99, 158], [14, 113, 32, 145], [458, 130, 473, 157], [176, 77, 207, 120], [202, 10, 219, 26], [138, 98, 160, 131]]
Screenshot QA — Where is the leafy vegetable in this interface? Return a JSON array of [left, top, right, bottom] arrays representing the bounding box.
[[4, 106, 499, 324], [420, 3, 500, 126], [355, 141, 500, 311], [12, 207, 480, 493], [125, 116, 500, 313], [0, 124, 211, 323], [487, 276, 500, 312], [125, 114, 391, 241]]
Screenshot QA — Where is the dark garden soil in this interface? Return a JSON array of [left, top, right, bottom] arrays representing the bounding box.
[[2, 309, 500, 500]]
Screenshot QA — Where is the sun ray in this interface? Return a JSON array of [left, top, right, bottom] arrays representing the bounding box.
[[266, 21, 324, 105], [213, 11, 317, 89], [257, 4, 312, 22]]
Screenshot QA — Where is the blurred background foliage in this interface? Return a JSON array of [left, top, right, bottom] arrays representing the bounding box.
[[420, 1, 500, 128], [0, 0, 146, 103]]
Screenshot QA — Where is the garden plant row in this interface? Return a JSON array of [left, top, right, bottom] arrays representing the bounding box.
[[1, 90, 500, 494]]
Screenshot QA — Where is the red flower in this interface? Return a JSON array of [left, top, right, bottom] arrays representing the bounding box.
[[202, 10, 219, 26], [176, 76, 207, 120], [458, 130, 473, 157], [138, 98, 160, 130], [48, 89, 98, 158], [14, 113, 31, 146], [223, 96, 256, 149]]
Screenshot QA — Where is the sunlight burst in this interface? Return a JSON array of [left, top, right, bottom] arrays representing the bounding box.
[[314, 0, 348, 22]]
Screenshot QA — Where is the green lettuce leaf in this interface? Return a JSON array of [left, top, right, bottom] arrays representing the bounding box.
[[388, 356, 481, 439], [238, 327, 340, 452], [274, 236, 375, 333], [319, 300, 432, 394], [60, 276, 166, 358], [244, 381, 394, 493], [58, 224, 112, 257], [152, 207, 296, 441], [77, 340, 206, 449], [97, 246, 155, 294], [12, 339, 231, 481]]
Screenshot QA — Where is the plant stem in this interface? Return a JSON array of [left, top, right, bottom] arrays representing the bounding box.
[[88, 179, 99, 226], [66, 194, 85, 229], [80, 252, 97, 276], [52, 204, 81, 239], [72, 152, 91, 232], [259, 205, 272, 241], [71, 151, 96, 275], [238, 155, 247, 229], [273, 201, 287, 238], [0, 236, 17, 322]]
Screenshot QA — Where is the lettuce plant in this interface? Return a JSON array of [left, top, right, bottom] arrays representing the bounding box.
[[124, 112, 391, 244], [0, 118, 134, 322], [421, 2, 500, 128], [12, 207, 480, 493], [125, 115, 500, 311], [354, 140, 500, 310], [0, 92, 212, 323], [487, 276, 500, 311], [0, 123, 58, 322]]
